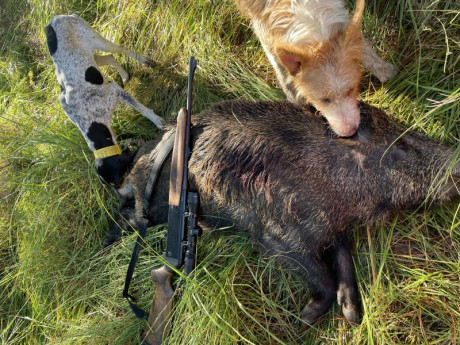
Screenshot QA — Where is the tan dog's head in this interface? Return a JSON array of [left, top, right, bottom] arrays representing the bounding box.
[[275, 0, 365, 137]]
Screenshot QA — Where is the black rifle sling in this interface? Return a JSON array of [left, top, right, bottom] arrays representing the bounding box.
[[123, 130, 176, 319]]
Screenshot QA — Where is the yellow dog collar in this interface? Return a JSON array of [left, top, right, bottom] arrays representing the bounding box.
[[93, 145, 122, 159]]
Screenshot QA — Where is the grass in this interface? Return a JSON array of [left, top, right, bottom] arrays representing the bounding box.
[[0, 0, 459, 344]]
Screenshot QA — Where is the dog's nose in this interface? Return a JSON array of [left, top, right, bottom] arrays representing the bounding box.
[[338, 125, 358, 138]]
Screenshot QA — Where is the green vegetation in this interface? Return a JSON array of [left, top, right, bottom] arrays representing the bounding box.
[[1, 0, 458, 344]]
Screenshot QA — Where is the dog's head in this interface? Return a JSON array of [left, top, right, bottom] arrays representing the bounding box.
[[86, 122, 136, 188], [275, 0, 365, 137], [95, 150, 136, 188]]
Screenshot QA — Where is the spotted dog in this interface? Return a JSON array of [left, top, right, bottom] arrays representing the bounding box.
[[45, 14, 164, 187]]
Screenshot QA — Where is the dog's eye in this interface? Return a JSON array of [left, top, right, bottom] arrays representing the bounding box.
[[321, 97, 331, 104]]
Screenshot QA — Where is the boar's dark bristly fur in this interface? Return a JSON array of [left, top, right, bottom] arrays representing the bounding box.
[[107, 100, 459, 325]]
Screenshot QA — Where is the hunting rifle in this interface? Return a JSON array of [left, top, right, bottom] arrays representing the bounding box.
[[143, 56, 200, 345]]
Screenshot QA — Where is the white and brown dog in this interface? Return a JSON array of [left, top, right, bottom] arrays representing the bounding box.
[[45, 14, 164, 187], [235, 0, 396, 137]]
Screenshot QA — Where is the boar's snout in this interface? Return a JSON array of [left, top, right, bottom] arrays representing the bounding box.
[[453, 161, 460, 178], [453, 160, 460, 185]]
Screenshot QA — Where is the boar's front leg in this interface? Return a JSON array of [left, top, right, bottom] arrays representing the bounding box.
[[299, 264, 336, 325], [258, 230, 336, 325], [332, 232, 360, 323], [103, 197, 138, 247]]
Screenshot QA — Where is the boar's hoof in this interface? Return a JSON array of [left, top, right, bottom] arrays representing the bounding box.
[[300, 295, 334, 325], [337, 283, 360, 323], [102, 228, 122, 248], [342, 304, 360, 323]]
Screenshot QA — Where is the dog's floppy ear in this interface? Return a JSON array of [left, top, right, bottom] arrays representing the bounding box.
[[275, 44, 312, 76]]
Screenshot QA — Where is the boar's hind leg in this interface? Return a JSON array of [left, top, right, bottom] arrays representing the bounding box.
[[258, 233, 336, 325], [332, 232, 360, 323]]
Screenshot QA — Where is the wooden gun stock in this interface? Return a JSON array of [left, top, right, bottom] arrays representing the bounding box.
[[143, 266, 173, 345]]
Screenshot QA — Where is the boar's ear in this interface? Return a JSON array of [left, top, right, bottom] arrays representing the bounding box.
[[275, 44, 313, 76]]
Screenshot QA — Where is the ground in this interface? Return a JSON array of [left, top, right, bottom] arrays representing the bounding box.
[[0, 0, 459, 344]]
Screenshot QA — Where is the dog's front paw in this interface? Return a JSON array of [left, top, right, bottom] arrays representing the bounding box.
[[144, 58, 156, 68], [121, 71, 131, 87], [139, 56, 156, 68]]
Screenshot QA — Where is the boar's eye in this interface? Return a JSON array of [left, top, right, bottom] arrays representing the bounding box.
[[346, 88, 355, 97], [321, 97, 332, 104], [390, 139, 417, 162]]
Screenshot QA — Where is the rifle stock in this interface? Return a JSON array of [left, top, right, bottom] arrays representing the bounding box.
[[143, 266, 173, 345]]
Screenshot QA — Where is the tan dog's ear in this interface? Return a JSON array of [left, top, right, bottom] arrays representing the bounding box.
[[346, 0, 365, 38], [275, 45, 312, 76]]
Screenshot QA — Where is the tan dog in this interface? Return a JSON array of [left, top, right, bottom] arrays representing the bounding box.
[[235, 0, 396, 136]]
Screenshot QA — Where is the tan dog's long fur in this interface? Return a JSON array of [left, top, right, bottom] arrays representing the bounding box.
[[235, 0, 396, 136]]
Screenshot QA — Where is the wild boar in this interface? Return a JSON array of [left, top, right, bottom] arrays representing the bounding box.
[[106, 100, 459, 324]]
